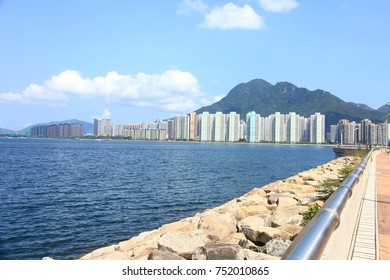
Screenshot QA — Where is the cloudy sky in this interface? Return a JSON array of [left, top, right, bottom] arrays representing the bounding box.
[[0, 0, 389, 130]]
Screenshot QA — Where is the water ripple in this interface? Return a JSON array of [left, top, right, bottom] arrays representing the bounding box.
[[0, 139, 333, 259]]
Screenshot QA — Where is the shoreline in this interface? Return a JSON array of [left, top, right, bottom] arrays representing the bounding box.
[[44, 155, 358, 260], [1, 136, 335, 148]]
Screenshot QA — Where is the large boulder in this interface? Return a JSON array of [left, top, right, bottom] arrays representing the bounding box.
[[277, 225, 302, 241], [159, 221, 197, 234], [196, 211, 237, 242], [241, 205, 271, 217], [192, 244, 245, 260], [118, 229, 160, 252], [238, 216, 268, 231], [238, 239, 261, 252], [226, 207, 246, 222], [236, 195, 269, 207], [240, 225, 290, 244], [243, 188, 267, 197], [277, 197, 298, 208], [157, 232, 207, 260], [269, 207, 303, 227], [265, 238, 292, 257]]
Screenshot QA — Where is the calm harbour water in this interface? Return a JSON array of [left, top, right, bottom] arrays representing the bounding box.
[[0, 138, 334, 260]]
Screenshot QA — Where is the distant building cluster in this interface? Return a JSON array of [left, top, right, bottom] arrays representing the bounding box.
[[94, 117, 168, 140], [30, 122, 83, 137], [329, 119, 390, 146], [94, 111, 326, 144]]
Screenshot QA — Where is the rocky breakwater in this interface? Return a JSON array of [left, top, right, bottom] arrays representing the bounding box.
[[75, 156, 359, 261]]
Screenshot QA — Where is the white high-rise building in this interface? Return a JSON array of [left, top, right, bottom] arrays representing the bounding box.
[[174, 115, 189, 140], [273, 112, 283, 143], [287, 112, 297, 143], [264, 115, 273, 142], [213, 112, 226, 142], [239, 120, 246, 140], [111, 124, 123, 137], [226, 112, 240, 142], [199, 112, 214, 142], [310, 112, 325, 144], [94, 117, 111, 136], [246, 111, 261, 143], [105, 118, 111, 137]]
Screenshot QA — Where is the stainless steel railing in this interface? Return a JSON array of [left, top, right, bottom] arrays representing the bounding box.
[[281, 150, 373, 260]]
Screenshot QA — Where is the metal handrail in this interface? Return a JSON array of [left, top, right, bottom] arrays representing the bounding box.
[[281, 149, 373, 260]]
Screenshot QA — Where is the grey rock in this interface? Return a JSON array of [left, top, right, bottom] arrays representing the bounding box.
[[192, 244, 244, 260], [265, 238, 292, 257], [240, 226, 290, 244], [238, 239, 261, 252]]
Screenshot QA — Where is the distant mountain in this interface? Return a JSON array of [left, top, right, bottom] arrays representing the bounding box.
[[12, 119, 93, 136], [378, 103, 390, 114], [347, 102, 376, 112], [196, 79, 386, 131], [0, 127, 16, 135]]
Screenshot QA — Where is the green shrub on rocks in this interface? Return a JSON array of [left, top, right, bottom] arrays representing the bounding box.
[[301, 203, 321, 227], [301, 160, 358, 227], [339, 165, 355, 181], [316, 179, 340, 201]]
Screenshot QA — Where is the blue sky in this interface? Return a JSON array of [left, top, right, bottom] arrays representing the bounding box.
[[0, 0, 389, 130]]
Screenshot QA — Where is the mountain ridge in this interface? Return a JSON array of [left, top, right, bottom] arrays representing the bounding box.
[[196, 79, 386, 131]]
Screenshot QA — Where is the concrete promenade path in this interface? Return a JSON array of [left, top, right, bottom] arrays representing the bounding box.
[[377, 150, 390, 260]]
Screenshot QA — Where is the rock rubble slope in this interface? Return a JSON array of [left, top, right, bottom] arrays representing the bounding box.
[[73, 156, 359, 260]]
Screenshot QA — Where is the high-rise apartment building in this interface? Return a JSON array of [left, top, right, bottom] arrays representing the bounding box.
[[31, 122, 82, 137], [246, 111, 261, 143], [226, 112, 240, 142], [94, 117, 111, 136], [287, 112, 298, 143], [199, 112, 214, 142], [189, 112, 198, 141], [213, 112, 226, 142], [167, 111, 326, 144], [273, 112, 283, 142], [239, 120, 247, 140], [310, 113, 325, 144], [174, 115, 189, 140]]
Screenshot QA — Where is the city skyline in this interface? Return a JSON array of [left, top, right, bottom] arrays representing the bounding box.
[[1, 1, 390, 130], [90, 111, 326, 144]]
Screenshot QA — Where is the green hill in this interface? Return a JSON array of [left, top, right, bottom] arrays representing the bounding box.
[[196, 79, 386, 131], [378, 103, 390, 114]]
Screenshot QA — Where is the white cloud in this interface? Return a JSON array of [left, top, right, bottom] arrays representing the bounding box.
[[200, 3, 264, 30], [0, 69, 205, 113], [214, 95, 225, 102], [102, 109, 111, 119], [259, 0, 299, 13], [0, 92, 25, 102], [177, 0, 208, 16], [200, 97, 212, 106]]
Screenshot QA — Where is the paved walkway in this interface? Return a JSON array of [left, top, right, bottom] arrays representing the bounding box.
[[350, 149, 390, 260], [351, 151, 378, 260], [376, 150, 390, 260]]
